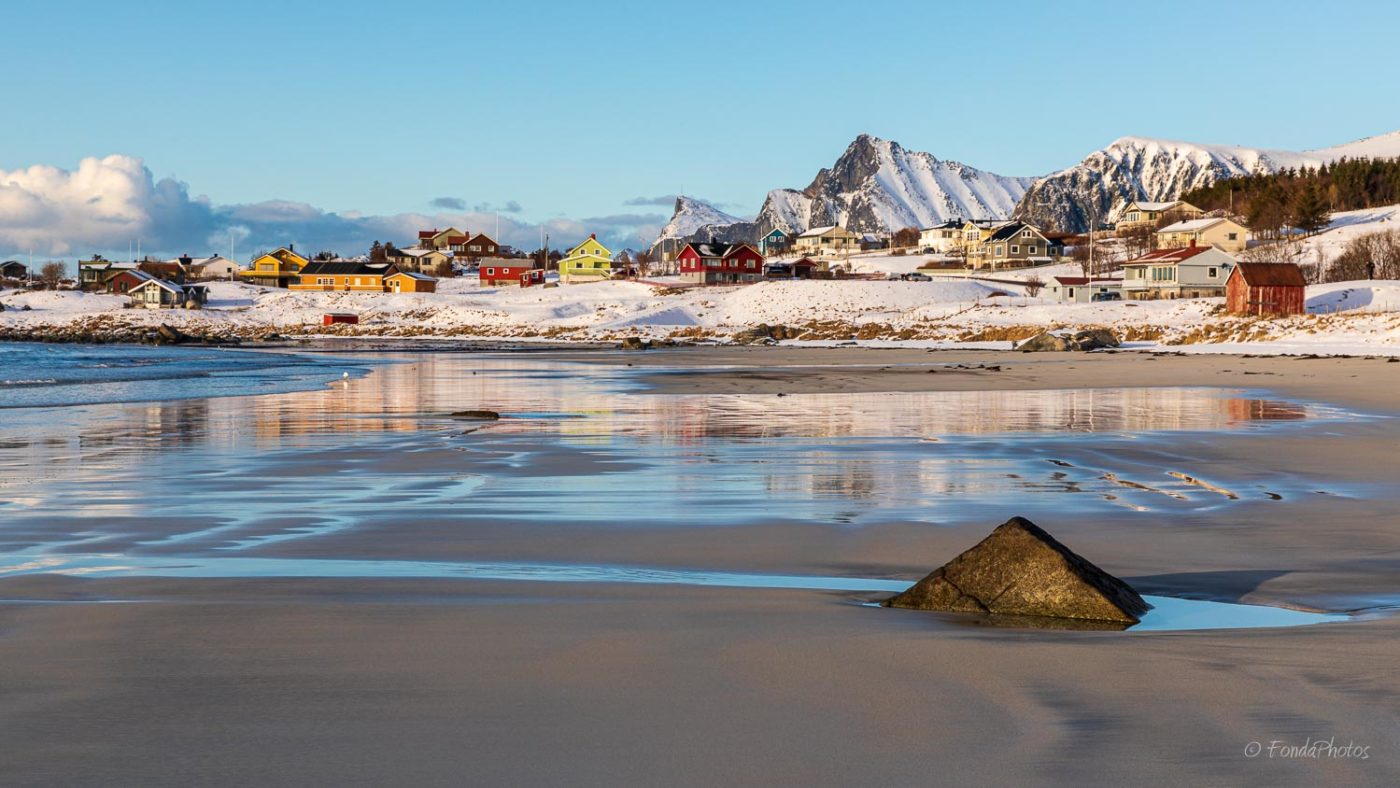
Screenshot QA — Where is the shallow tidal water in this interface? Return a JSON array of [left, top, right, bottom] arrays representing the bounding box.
[[0, 347, 1376, 631]]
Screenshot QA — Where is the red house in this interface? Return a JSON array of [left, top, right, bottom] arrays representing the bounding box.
[[1226, 263, 1307, 316], [677, 242, 766, 285], [480, 262, 542, 287]]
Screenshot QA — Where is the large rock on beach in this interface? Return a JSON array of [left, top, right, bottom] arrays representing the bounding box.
[[1017, 332, 1072, 352], [883, 516, 1151, 624], [1018, 329, 1120, 352]]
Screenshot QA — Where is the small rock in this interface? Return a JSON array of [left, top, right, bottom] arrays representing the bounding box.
[[882, 516, 1151, 624], [619, 337, 651, 351]]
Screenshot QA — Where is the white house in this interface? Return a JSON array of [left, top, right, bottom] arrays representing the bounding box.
[[1121, 244, 1236, 300], [918, 219, 965, 254], [794, 225, 860, 255], [183, 255, 242, 280]]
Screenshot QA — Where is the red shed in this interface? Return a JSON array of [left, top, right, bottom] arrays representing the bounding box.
[[480, 262, 541, 287], [323, 313, 360, 326], [1226, 263, 1307, 316]]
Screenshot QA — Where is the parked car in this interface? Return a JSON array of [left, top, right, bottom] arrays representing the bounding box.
[[906, 273, 931, 281], [1091, 291, 1122, 302]]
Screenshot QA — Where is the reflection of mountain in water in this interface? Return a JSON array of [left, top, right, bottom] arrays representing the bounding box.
[[0, 355, 1352, 552]]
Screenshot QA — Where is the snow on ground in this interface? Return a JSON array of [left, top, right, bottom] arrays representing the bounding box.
[[1297, 204, 1400, 262], [3, 276, 1399, 355], [1306, 280, 1400, 314]]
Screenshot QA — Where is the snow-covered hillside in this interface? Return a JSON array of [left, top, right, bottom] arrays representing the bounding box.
[[1017, 130, 1400, 232]]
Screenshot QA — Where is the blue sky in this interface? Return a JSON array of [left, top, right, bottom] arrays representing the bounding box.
[[2, 0, 1398, 258]]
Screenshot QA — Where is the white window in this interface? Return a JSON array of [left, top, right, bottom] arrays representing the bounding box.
[[1022, 230, 1031, 237], [1208, 267, 1218, 278], [746, 260, 756, 269], [1027, 246, 1037, 255], [1227, 232, 1238, 241], [1011, 246, 1019, 254], [486, 268, 495, 275], [317, 277, 333, 285], [995, 246, 1004, 256]]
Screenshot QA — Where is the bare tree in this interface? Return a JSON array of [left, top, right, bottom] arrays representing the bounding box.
[[1023, 275, 1045, 297], [40, 261, 66, 288]]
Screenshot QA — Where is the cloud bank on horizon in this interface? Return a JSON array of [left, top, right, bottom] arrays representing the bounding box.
[[0, 155, 667, 260]]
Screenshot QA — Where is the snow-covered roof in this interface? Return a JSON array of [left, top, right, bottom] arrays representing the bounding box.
[[130, 277, 183, 295], [1129, 201, 1182, 212], [388, 271, 437, 281], [1157, 218, 1231, 233], [797, 225, 840, 238], [394, 247, 441, 258]]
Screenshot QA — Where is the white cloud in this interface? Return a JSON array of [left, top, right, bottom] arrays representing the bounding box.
[[0, 155, 664, 259]]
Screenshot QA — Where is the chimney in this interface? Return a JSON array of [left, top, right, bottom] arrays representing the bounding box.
[[590, 233, 596, 240]]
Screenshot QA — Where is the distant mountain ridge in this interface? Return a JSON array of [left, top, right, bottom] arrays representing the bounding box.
[[653, 128, 1400, 250], [1015, 130, 1400, 232], [651, 134, 1034, 256]]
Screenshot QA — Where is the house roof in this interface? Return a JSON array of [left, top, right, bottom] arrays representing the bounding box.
[[985, 222, 1042, 243], [1052, 276, 1123, 286], [1131, 201, 1181, 212], [797, 225, 843, 238], [467, 233, 497, 246], [392, 247, 442, 258], [1232, 262, 1306, 287], [1124, 245, 1223, 265], [387, 271, 437, 281], [131, 277, 183, 295], [1157, 217, 1233, 234], [920, 219, 965, 232], [299, 261, 394, 276]]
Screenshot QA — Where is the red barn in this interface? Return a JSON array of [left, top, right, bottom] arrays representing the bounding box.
[[677, 242, 765, 285], [480, 262, 541, 287], [1226, 263, 1307, 316]]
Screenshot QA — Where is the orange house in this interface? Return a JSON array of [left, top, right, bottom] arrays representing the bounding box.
[[291, 262, 398, 291], [386, 270, 438, 293]]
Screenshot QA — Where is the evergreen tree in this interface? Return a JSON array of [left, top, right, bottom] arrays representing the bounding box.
[[1290, 184, 1330, 235], [369, 241, 386, 263]]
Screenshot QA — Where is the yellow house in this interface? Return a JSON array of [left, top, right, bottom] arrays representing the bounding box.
[[1154, 217, 1249, 253], [242, 247, 310, 288], [559, 234, 613, 283], [1116, 200, 1204, 234]]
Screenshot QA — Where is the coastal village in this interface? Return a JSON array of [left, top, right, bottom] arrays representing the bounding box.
[[0, 193, 1395, 351], [17, 199, 1298, 310]]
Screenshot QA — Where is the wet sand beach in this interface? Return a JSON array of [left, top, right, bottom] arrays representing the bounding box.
[[2, 346, 1399, 785]]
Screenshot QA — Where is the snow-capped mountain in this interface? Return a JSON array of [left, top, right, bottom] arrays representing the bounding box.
[[1016, 130, 1400, 232], [650, 134, 1034, 254], [654, 196, 743, 244], [798, 134, 1035, 233]]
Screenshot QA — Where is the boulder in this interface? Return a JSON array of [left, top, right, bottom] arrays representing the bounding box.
[[451, 410, 500, 420], [882, 516, 1151, 624], [1017, 332, 1072, 352], [156, 324, 189, 344], [1071, 328, 1120, 350], [619, 337, 652, 351], [1017, 329, 1121, 352]]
